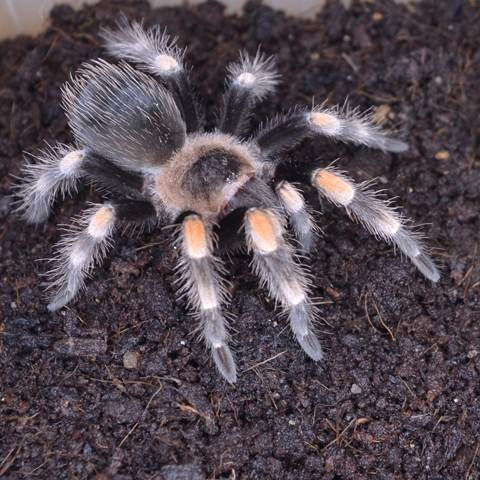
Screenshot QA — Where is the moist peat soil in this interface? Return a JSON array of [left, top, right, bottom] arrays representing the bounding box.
[[0, 1, 479, 478]]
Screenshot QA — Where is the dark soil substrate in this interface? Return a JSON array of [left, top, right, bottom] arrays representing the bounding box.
[[1, 0, 479, 478]]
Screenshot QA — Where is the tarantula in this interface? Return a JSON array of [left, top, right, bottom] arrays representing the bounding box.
[[18, 20, 439, 382]]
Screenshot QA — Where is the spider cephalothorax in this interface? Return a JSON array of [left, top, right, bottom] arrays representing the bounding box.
[[18, 19, 439, 382]]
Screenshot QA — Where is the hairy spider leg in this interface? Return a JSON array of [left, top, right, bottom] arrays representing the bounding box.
[[177, 214, 236, 382], [19, 60, 183, 224], [17, 142, 151, 223], [101, 18, 203, 133], [79, 152, 147, 198], [47, 204, 116, 311], [47, 200, 158, 311], [312, 167, 440, 281], [244, 208, 323, 360], [254, 106, 408, 158], [275, 180, 318, 253], [218, 51, 278, 137], [16, 144, 85, 224]]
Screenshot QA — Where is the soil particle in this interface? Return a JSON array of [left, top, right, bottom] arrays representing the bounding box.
[[1, 0, 480, 478]]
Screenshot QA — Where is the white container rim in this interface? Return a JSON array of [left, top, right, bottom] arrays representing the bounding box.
[[0, 0, 417, 40], [0, 0, 337, 40]]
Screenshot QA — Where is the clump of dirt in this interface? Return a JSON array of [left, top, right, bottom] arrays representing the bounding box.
[[0, 1, 479, 478]]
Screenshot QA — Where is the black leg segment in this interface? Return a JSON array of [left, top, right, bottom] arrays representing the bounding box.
[[81, 151, 146, 198]]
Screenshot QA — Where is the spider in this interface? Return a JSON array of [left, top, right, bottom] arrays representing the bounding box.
[[17, 19, 439, 383]]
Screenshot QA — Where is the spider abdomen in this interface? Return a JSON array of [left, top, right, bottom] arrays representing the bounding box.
[[64, 60, 186, 171]]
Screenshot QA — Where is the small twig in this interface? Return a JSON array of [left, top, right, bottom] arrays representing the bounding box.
[[0, 225, 8, 240], [461, 408, 468, 428], [110, 318, 153, 338], [459, 242, 478, 309], [87, 376, 158, 388], [466, 443, 479, 480], [0, 433, 35, 476], [175, 403, 212, 422], [400, 378, 415, 396], [433, 415, 457, 432], [57, 362, 80, 386], [118, 422, 139, 448], [458, 241, 478, 287], [105, 365, 129, 396], [142, 382, 163, 417], [243, 350, 287, 373], [342, 52, 359, 73], [136, 241, 167, 252], [365, 292, 397, 340], [371, 295, 395, 341], [364, 292, 383, 336], [226, 393, 239, 424], [304, 441, 321, 454], [322, 418, 357, 451]]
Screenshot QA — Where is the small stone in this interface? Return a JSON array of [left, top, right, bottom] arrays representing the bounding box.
[[435, 150, 450, 160], [374, 104, 391, 123], [123, 350, 140, 369], [351, 383, 362, 394], [378, 175, 389, 185]]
